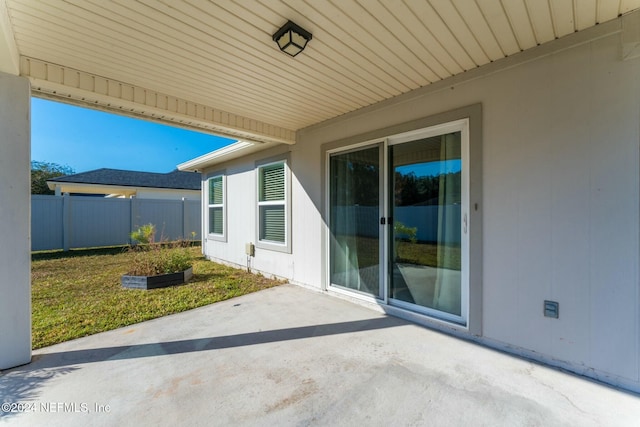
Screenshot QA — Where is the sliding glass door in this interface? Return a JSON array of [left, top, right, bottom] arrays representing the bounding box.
[[329, 145, 382, 298], [389, 131, 465, 319], [328, 120, 469, 325]]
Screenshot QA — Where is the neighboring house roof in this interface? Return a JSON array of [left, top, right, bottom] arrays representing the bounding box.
[[47, 168, 201, 191]]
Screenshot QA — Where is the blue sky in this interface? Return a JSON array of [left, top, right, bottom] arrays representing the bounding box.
[[397, 160, 461, 178], [31, 98, 235, 173]]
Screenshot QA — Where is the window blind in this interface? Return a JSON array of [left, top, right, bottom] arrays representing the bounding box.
[[259, 163, 285, 202], [260, 206, 285, 242], [209, 176, 223, 205], [209, 207, 223, 235]]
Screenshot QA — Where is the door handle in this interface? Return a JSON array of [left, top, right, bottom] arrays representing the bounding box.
[[463, 213, 468, 234], [380, 217, 393, 225]]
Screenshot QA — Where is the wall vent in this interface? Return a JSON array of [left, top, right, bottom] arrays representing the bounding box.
[[544, 300, 559, 318]]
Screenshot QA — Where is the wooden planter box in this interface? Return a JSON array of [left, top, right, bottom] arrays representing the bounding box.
[[121, 267, 193, 290]]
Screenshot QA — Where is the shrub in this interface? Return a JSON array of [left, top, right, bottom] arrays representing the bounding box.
[[130, 223, 156, 245], [126, 224, 193, 276], [394, 221, 418, 243]]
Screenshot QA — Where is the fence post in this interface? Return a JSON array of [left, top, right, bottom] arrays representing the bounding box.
[[62, 193, 71, 251], [129, 196, 136, 244], [182, 197, 188, 240]]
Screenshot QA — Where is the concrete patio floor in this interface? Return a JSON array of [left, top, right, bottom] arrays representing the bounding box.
[[1, 284, 639, 426]]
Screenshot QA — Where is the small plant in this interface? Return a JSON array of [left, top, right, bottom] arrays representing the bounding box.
[[394, 221, 418, 243], [130, 223, 156, 246], [126, 224, 193, 276]]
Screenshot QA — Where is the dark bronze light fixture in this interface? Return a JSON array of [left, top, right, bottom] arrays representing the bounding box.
[[272, 20, 312, 57]]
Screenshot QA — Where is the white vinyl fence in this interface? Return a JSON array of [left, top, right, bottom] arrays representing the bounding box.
[[31, 195, 201, 251]]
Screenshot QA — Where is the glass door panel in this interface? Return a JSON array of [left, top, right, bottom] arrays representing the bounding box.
[[329, 146, 381, 298], [390, 132, 463, 316]]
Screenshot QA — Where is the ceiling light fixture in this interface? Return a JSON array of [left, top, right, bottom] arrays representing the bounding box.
[[272, 20, 312, 57]]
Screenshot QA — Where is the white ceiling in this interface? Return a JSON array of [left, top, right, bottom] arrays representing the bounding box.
[[2, 0, 640, 144]]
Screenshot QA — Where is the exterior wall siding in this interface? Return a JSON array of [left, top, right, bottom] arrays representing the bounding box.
[[200, 14, 640, 391], [204, 148, 297, 278]]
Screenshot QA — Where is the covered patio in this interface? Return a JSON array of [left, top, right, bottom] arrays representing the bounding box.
[[3, 0, 640, 399], [2, 284, 639, 426]]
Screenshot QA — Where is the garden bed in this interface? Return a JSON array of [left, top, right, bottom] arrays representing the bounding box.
[[121, 267, 193, 290]]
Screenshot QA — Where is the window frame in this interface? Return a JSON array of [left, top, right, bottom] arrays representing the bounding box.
[[206, 170, 226, 242], [255, 153, 291, 253]]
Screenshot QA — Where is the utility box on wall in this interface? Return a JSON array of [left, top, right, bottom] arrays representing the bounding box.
[[245, 242, 255, 257]]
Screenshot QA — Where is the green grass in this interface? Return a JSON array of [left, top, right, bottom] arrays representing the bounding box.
[[31, 246, 283, 349], [331, 235, 461, 271], [395, 241, 461, 270]]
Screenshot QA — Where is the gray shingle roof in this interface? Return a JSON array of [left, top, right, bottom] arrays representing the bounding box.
[[48, 168, 201, 190]]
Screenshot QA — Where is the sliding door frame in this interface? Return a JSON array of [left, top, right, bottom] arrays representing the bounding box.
[[386, 119, 470, 326], [321, 104, 482, 335]]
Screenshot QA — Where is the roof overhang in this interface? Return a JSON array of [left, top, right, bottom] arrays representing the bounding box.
[[25, 58, 296, 146], [178, 140, 274, 172], [4, 1, 640, 154]]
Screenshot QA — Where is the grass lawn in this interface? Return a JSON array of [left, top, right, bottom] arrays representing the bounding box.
[[332, 235, 461, 271], [31, 246, 283, 349], [395, 241, 461, 270]]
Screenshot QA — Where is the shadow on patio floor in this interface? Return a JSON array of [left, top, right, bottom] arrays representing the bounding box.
[[14, 316, 405, 371]]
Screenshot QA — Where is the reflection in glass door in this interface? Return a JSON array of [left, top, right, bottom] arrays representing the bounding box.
[[328, 121, 468, 324], [389, 132, 464, 317], [329, 145, 381, 298]]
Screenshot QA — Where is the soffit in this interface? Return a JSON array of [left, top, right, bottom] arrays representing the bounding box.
[[4, 0, 640, 143]]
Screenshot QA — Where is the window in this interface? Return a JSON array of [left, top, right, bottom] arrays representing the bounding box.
[[256, 155, 291, 253], [207, 173, 225, 241]]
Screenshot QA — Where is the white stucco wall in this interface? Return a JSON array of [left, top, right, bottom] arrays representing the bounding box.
[[202, 13, 640, 391], [0, 72, 31, 369]]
